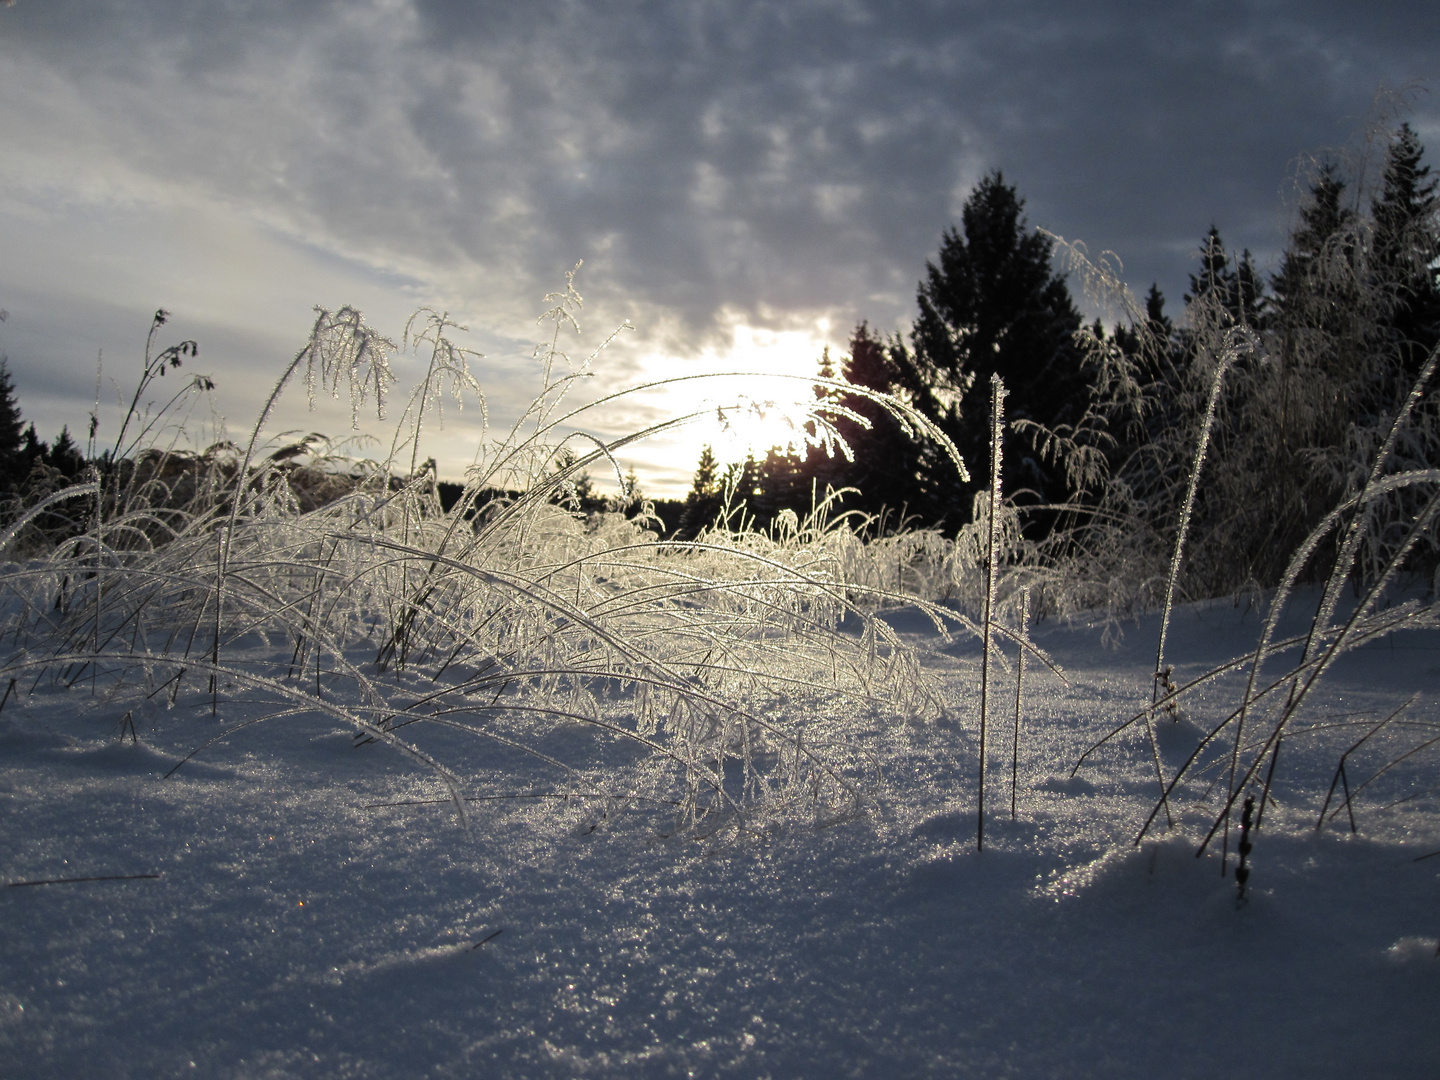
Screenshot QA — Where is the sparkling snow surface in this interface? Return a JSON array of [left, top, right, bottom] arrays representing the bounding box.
[[3, 595, 1438, 1078]]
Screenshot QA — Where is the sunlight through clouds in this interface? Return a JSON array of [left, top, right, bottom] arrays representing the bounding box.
[[0, 0, 1433, 495], [624, 316, 840, 496]]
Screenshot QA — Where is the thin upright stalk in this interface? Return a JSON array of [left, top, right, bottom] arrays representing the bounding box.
[[1154, 344, 1236, 701], [1010, 586, 1028, 821], [1148, 340, 1240, 831], [978, 374, 1006, 852]]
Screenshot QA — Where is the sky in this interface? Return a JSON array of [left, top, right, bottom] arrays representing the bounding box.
[[0, 0, 1436, 497]]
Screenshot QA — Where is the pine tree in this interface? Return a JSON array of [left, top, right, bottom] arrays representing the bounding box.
[[1372, 122, 1440, 381], [47, 426, 86, 483], [825, 322, 927, 525], [897, 172, 1086, 522], [1269, 164, 1365, 439], [1185, 227, 1265, 329], [676, 445, 723, 538], [0, 360, 26, 493], [618, 466, 642, 510], [20, 424, 44, 484]]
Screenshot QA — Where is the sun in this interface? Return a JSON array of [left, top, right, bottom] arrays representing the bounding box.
[[611, 316, 842, 497], [698, 320, 837, 461], [713, 397, 817, 461]]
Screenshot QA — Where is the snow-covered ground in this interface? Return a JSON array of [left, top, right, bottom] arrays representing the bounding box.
[[3, 594, 1437, 1078]]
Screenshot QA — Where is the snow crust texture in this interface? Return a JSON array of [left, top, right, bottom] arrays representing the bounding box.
[[3, 598, 1437, 1079]]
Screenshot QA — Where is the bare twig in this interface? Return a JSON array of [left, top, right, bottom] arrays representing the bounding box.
[[7, 873, 161, 888]]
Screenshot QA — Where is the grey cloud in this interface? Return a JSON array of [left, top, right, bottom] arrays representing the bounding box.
[[4, 0, 1437, 348], [400, 0, 1440, 320]]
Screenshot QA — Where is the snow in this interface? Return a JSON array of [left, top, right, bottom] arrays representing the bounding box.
[[2, 595, 1438, 1078]]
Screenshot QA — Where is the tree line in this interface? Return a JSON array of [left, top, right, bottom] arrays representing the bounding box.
[[1, 123, 1435, 599], [0, 362, 87, 496], [675, 122, 1440, 595]]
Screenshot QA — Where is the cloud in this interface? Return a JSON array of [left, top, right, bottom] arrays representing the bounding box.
[[0, 0, 1435, 491]]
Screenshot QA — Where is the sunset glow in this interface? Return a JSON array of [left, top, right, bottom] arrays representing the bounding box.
[[623, 319, 842, 496]]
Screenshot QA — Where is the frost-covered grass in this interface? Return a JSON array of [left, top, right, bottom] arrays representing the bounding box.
[[1, 291, 1438, 1077], [0, 295, 971, 841]]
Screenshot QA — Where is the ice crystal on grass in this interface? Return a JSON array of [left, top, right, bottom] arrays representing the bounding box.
[[0, 283, 977, 840]]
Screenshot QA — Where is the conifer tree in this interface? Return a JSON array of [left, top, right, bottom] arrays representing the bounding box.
[[1268, 163, 1365, 440], [716, 454, 762, 530], [1185, 227, 1264, 329], [47, 426, 85, 483], [753, 446, 809, 528], [1144, 282, 1175, 341], [1102, 284, 1182, 510], [0, 360, 26, 492], [1271, 164, 1355, 324], [1103, 284, 1174, 363], [828, 322, 927, 525], [1372, 122, 1440, 381], [801, 345, 850, 500], [676, 444, 722, 538], [546, 448, 598, 511], [692, 444, 719, 495], [20, 424, 44, 482], [895, 172, 1086, 522], [814, 346, 835, 390], [616, 465, 643, 513], [1028, 125, 1440, 600]]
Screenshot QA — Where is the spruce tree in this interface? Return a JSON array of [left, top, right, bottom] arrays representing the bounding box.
[[800, 347, 840, 498], [47, 426, 85, 483], [20, 424, 44, 484], [1144, 282, 1175, 340], [676, 446, 723, 538], [1269, 164, 1365, 438], [1082, 282, 1181, 507], [1372, 122, 1440, 381], [897, 172, 1086, 522], [1271, 164, 1355, 327], [547, 448, 598, 511], [1184, 227, 1265, 329], [801, 345, 850, 500], [828, 322, 927, 525], [618, 466, 642, 512], [0, 360, 26, 492], [753, 445, 811, 529], [719, 454, 762, 529]]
